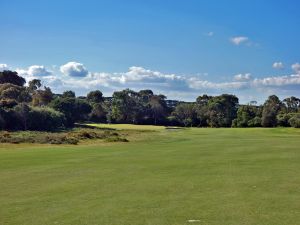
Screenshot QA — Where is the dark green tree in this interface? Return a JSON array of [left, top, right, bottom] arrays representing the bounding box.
[[87, 90, 103, 104], [261, 95, 283, 127], [0, 70, 26, 86], [62, 90, 76, 98]]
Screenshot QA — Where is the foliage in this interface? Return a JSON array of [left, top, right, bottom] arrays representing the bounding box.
[[172, 103, 197, 127], [0, 70, 26, 86], [261, 95, 283, 127], [0, 83, 30, 102], [0, 70, 300, 130], [288, 114, 300, 128], [232, 105, 262, 127], [87, 90, 103, 103], [205, 94, 239, 127], [50, 97, 92, 127]]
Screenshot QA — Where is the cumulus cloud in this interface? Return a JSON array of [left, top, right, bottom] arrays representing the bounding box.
[[188, 78, 249, 90], [0, 64, 9, 71], [7, 62, 300, 102], [60, 62, 89, 77], [230, 36, 249, 45], [273, 62, 284, 70], [253, 74, 300, 86], [28, 65, 51, 76], [234, 73, 252, 81], [16, 65, 52, 78], [291, 63, 300, 74]]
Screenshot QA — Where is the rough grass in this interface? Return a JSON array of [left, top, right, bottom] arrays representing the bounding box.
[[0, 128, 128, 145], [0, 127, 300, 225]]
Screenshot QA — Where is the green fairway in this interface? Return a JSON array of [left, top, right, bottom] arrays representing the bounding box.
[[1, 127, 300, 225], [87, 123, 167, 130]]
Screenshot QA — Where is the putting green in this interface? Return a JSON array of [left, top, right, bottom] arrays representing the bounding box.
[[87, 123, 167, 130]]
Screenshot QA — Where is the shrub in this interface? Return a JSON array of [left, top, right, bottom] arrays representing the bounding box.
[[27, 107, 65, 131], [247, 116, 262, 127], [289, 114, 300, 128], [277, 113, 293, 127]]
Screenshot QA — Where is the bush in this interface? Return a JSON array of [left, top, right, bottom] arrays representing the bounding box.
[[0, 128, 128, 145], [277, 113, 293, 127], [27, 107, 65, 131], [247, 116, 262, 127], [289, 114, 300, 128]]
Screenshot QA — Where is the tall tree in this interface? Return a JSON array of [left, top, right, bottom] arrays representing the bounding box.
[[28, 79, 42, 92], [62, 90, 76, 98], [111, 89, 141, 123], [232, 105, 262, 127], [283, 97, 300, 113], [87, 90, 103, 104], [172, 103, 197, 127], [149, 95, 168, 125], [261, 95, 283, 127], [206, 94, 239, 127]]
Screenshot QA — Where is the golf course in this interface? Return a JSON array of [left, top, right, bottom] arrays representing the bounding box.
[[1, 125, 300, 225]]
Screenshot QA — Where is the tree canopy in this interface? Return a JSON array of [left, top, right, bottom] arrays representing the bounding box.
[[0, 70, 299, 131]]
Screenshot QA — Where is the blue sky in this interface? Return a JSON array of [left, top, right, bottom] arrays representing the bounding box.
[[1, 0, 300, 103]]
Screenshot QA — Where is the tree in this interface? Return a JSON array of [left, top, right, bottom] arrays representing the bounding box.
[[232, 105, 261, 127], [50, 97, 91, 127], [32, 87, 53, 106], [172, 103, 197, 127], [195, 95, 212, 126], [149, 95, 168, 125], [0, 70, 26, 86], [87, 90, 103, 104], [62, 90, 76, 98], [111, 89, 141, 123], [0, 83, 31, 102], [28, 79, 42, 92], [289, 114, 300, 128], [206, 94, 239, 127], [89, 103, 107, 122], [283, 97, 300, 113], [261, 95, 283, 127]]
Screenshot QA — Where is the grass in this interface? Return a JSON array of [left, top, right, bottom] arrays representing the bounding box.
[[86, 123, 167, 130], [0, 128, 129, 145], [0, 126, 300, 225]]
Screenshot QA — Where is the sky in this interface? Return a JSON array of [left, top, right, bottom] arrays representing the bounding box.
[[1, 0, 300, 103]]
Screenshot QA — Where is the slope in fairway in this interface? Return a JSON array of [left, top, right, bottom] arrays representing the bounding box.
[[0, 128, 300, 225]]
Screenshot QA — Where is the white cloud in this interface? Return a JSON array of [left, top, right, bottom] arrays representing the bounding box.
[[234, 73, 252, 81], [60, 62, 88, 77], [253, 74, 300, 86], [291, 63, 300, 74], [230, 36, 249, 45], [272, 62, 284, 70], [15, 65, 52, 79], [0, 64, 9, 72], [7, 63, 300, 102], [188, 78, 248, 90], [28, 65, 51, 76]]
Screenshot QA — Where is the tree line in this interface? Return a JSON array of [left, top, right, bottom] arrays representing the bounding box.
[[0, 70, 299, 131]]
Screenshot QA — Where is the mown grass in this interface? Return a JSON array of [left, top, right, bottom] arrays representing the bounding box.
[[0, 127, 300, 225], [87, 123, 167, 130]]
